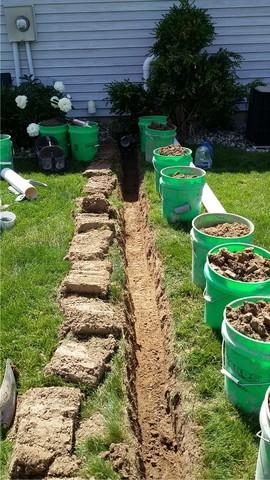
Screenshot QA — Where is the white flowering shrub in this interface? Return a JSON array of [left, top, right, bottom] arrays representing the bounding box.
[[58, 97, 72, 113], [15, 95, 28, 109], [54, 81, 65, 93], [1, 75, 73, 147], [27, 123, 40, 137]]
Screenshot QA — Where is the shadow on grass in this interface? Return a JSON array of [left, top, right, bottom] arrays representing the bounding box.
[[13, 156, 87, 175]]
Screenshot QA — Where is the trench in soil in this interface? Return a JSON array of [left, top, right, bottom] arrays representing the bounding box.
[[120, 147, 184, 480]]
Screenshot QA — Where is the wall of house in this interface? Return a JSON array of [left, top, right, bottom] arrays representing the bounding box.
[[1, 0, 270, 117]]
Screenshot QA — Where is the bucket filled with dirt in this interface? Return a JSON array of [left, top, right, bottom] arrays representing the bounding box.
[[39, 119, 69, 157], [153, 145, 192, 192], [191, 213, 254, 289], [221, 297, 270, 414], [160, 165, 206, 223], [204, 243, 270, 329], [138, 115, 167, 155], [145, 122, 176, 164], [256, 385, 270, 479]]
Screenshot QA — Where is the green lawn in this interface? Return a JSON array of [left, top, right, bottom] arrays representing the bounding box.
[[0, 158, 129, 479], [143, 145, 270, 480]]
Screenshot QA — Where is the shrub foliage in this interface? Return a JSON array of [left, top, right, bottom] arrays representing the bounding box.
[[106, 0, 252, 139]]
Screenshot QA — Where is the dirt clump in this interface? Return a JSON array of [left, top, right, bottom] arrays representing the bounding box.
[[170, 171, 197, 179], [67, 228, 114, 261], [158, 145, 187, 156], [61, 260, 112, 297], [83, 174, 117, 197], [200, 222, 250, 237], [148, 121, 175, 131], [39, 118, 66, 126], [9, 387, 82, 478], [44, 336, 117, 386], [209, 247, 270, 282], [81, 193, 110, 214], [226, 301, 270, 341], [59, 296, 124, 339]]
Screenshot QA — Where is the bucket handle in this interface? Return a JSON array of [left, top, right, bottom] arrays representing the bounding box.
[[203, 288, 214, 303], [256, 431, 270, 443], [174, 203, 191, 214], [221, 340, 270, 387]]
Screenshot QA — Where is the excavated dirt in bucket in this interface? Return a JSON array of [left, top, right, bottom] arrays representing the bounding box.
[[158, 145, 186, 156], [170, 172, 197, 179], [200, 222, 250, 237], [209, 247, 270, 282], [148, 122, 175, 131], [226, 301, 270, 341]]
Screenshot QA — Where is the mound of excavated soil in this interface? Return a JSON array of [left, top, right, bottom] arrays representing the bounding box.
[[158, 145, 186, 156], [148, 122, 175, 131], [170, 172, 197, 179], [200, 222, 250, 238], [226, 301, 270, 341], [209, 247, 270, 282]]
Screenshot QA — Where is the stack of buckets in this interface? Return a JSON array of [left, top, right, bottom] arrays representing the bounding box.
[[138, 118, 270, 477], [191, 214, 270, 479], [39, 122, 99, 163]]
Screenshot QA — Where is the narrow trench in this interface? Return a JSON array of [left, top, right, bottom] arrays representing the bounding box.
[[120, 147, 183, 480]]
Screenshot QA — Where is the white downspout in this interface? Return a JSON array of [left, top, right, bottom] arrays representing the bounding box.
[[25, 41, 35, 78], [12, 42, 21, 86], [143, 54, 155, 91]]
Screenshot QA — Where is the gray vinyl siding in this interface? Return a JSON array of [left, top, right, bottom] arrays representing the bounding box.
[[1, 0, 270, 117]]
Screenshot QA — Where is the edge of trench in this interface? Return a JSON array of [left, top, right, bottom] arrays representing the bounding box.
[[120, 146, 202, 480]]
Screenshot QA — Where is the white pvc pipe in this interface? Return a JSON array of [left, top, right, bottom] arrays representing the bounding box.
[[143, 54, 155, 91], [1, 168, 37, 200], [25, 41, 35, 78], [12, 42, 21, 86]]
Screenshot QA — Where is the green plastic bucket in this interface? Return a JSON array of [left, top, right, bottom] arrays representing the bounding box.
[[39, 123, 69, 157], [145, 125, 176, 164], [191, 213, 254, 289], [153, 146, 192, 192], [160, 165, 206, 223], [69, 123, 99, 162], [204, 243, 270, 329], [256, 386, 270, 479], [0, 134, 13, 171], [221, 296, 270, 414], [138, 115, 167, 155]]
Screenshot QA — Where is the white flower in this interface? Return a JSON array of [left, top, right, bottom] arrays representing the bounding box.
[[58, 97, 72, 113], [50, 96, 60, 108], [54, 81, 65, 93], [15, 95, 28, 109], [27, 123, 40, 137], [67, 94, 71, 99]]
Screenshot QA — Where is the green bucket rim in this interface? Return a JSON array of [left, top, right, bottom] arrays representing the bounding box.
[[192, 213, 255, 240], [207, 242, 270, 286], [138, 115, 168, 125], [160, 165, 206, 180], [223, 295, 270, 347], [68, 122, 98, 130], [0, 134, 11, 141], [153, 146, 192, 159]]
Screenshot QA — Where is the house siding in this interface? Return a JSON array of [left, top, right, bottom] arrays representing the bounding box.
[[1, 0, 270, 116]]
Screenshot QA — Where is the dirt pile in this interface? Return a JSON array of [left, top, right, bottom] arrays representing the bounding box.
[[170, 171, 197, 179], [209, 247, 270, 281], [158, 145, 187, 156], [226, 301, 270, 341], [148, 121, 175, 131], [200, 222, 250, 237]]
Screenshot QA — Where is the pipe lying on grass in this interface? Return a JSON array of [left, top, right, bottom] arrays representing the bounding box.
[[1, 168, 37, 200]]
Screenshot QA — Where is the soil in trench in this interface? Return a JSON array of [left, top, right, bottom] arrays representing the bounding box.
[[121, 147, 183, 479]]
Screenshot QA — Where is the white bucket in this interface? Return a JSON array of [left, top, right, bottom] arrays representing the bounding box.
[[256, 386, 270, 479]]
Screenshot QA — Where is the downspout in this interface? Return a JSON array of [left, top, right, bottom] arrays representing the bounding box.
[[12, 42, 21, 86], [25, 41, 35, 78], [143, 54, 155, 91]]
